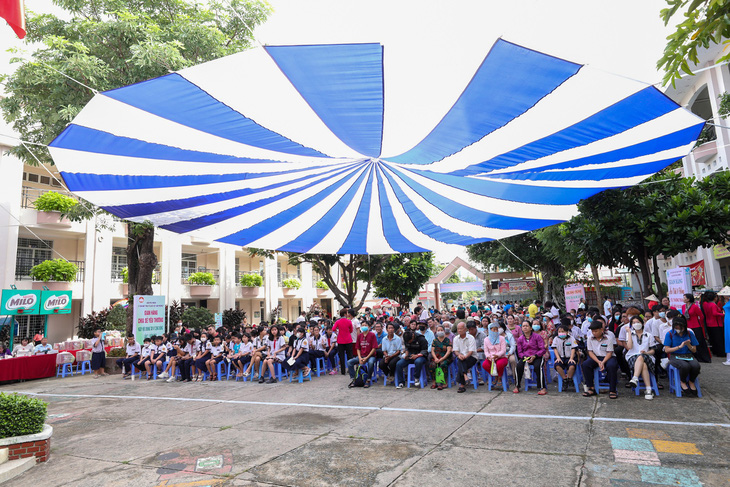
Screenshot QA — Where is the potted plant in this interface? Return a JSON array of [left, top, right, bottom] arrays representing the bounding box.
[[315, 279, 330, 297], [30, 259, 78, 291], [32, 191, 77, 227], [281, 277, 301, 297], [0, 393, 52, 465], [240, 273, 263, 298], [187, 271, 216, 296]]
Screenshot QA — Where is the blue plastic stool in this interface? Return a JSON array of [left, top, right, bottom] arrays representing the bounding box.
[[593, 369, 612, 394], [56, 363, 73, 378], [524, 365, 538, 391], [289, 367, 312, 383], [315, 357, 327, 377], [633, 373, 660, 396], [487, 370, 509, 391], [557, 363, 582, 392], [215, 360, 227, 380], [668, 365, 702, 398], [77, 360, 91, 375], [406, 364, 427, 388]]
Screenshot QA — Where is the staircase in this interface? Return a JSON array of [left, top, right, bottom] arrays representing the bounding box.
[[0, 447, 36, 484]]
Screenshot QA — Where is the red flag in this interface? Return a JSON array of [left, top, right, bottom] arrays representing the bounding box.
[[0, 0, 26, 39]]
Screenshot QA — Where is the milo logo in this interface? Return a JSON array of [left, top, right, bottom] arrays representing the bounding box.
[[7, 294, 37, 310], [44, 294, 70, 310]]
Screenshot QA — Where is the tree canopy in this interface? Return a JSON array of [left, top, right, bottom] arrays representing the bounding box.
[[372, 252, 435, 308]]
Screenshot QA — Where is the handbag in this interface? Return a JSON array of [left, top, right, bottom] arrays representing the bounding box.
[[490, 360, 498, 377], [434, 366, 445, 384]]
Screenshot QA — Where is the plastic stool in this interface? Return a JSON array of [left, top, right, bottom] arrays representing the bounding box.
[[406, 364, 427, 388], [557, 364, 582, 393], [289, 367, 312, 383], [56, 363, 73, 378], [593, 369, 612, 394], [315, 357, 327, 377], [668, 365, 702, 398], [78, 360, 91, 375], [633, 374, 660, 396]]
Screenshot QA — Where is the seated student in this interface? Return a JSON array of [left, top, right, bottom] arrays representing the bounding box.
[[33, 337, 53, 355], [175, 334, 198, 383], [286, 326, 311, 377], [307, 326, 327, 372], [395, 330, 429, 389], [205, 335, 224, 380], [192, 335, 211, 381], [146, 335, 167, 380], [234, 333, 254, 378], [246, 327, 268, 379], [158, 334, 177, 379], [380, 323, 403, 385], [582, 318, 619, 399], [452, 322, 477, 393], [261, 325, 286, 384], [552, 323, 578, 383], [12, 338, 34, 355], [228, 332, 243, 377], [663, 316, 701, 397], [430, 324, 452, 390], [117, 335, 141, 378], [514, 320, 547, 395], [322, 325, 338, 375], [482, 321, 508, 381], [135, 337, 153, 376], [348, 323, 377, 388], [625, 316, 657, 400]]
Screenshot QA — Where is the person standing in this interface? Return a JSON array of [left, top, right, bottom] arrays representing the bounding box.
[[333, 309, 354, 375], [721, 288, 730, 365], [682, 293, 711, 363], [90, 328, 107, 378], [700, 291, 725, 357]]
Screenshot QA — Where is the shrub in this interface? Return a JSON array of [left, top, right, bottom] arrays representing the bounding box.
[[282, 277, 301, 289], [182, 306, 215, 328], [240, 273, 263, 287], [30, 259, 78, 282], [77, 308, 111, 338], [0, 393, 47, 439], [187, 272, 216, 285], [166, 300, 185, 327], [106, 305, 128, 331], [315, 280, 328, 290], [32, 191, 77, 213], [106, 347, 126, 357], [222, 308, 246, 328], [120, 267, 128, 284]]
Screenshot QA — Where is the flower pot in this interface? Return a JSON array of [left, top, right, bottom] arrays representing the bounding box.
[[36, 211, 72, 228], [121, 283, 128, 296], [316, 288, 330, 297], [282, 287, 298, 298], [0, 424, 53, 463], [241, 286, 262, 298], [189, 285, 212, 296], [32, 281, 72, 291]]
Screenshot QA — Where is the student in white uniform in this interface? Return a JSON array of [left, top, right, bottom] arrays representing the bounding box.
[[205, 335, 224, 380], [146, 335, 167, 380]]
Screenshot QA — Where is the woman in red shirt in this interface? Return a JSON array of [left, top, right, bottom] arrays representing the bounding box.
[[700, 291, 725, 357], [332, 308, 354, 375], [682, 293, 711, 363]]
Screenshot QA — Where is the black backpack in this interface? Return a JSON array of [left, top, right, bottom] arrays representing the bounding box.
[[352, 365, 368, 387]]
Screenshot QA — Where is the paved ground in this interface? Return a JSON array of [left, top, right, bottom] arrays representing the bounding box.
[[2, 363, 730, 487]]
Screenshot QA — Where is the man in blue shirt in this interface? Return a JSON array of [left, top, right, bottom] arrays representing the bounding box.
[[380, 323, 403, 385], [33, 337, 53, 354], [374, 321, 387, 359]]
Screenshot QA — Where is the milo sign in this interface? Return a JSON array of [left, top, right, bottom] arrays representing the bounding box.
[[1, 290, 41, 315], [40, 290, 72, 315]]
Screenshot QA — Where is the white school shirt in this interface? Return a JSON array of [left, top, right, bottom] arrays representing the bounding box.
[[239, 342, 254, 355], [267, 337, 286, 360], [209, 344, 223, 357], [182, 340, 200, 356], [309, 335, 327, 352], [658, 322, 672, 346], [140, 345, 152, 358], [293, 336, 309, 352], [126, 342, 141, 357]]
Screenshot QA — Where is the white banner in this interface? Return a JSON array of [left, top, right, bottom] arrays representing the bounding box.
[[666, 267, 691, 311], [132, 295, 166, 341], [564, 283, 585, 313]]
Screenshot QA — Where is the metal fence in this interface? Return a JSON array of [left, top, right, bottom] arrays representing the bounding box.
[[181, 268, 220, 284], [15, 260, 85, 282], [20, 186, 77, 209]]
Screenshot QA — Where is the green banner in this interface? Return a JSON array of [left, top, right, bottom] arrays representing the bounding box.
[[39, 290, 73, 315], [1, 289, 41, 315]]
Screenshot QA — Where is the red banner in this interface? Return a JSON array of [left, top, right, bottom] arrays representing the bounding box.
[[0, 0, 26, 38], [681, 260, 706, 287]]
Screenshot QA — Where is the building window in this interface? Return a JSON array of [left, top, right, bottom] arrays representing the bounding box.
[[277, 261, 282, 285], [15, 238, 53, 278], [14, 315, 45, 341], [181, 253, 197, 279], [111, 246, 127, 281], [27, 173, 39, 183]]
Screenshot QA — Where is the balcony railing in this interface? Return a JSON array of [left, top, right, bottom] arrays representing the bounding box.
[[111, 268, 161, 284], [181, 268, 219, 284], [20, 186, 77, 209], [15, 260, 85, 282], [278, 271, 301, 287]]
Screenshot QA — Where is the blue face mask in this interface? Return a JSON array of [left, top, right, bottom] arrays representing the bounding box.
[[659, 312, 666, 319], [532, 324, 541, 332], [585, 317, 592, 323], [360, 326, 369, 333], [488, 330, 499, 344]]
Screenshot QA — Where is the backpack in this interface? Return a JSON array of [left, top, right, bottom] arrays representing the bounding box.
[[352, 365, 368, 387]]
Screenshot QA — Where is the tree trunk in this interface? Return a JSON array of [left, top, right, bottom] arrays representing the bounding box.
[[652, 254, 665, 300], [590, 263, 602, 306], [637, 247, 654, 306], [125, 223, 158, 336]]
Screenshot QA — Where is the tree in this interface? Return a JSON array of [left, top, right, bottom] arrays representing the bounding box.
[[0, 0, 271, 335], [565, 171, 730, 301], [182, 307, 215, 329], [658, 0, 730, 86], [249, 249, 387, 312], [372, 253, 435, 308]]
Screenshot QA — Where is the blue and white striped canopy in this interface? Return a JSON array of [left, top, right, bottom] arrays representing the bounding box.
[[49, 39, 704, 254]]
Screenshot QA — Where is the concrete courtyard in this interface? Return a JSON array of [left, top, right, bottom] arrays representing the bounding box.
[[2, 363, 729, 487]]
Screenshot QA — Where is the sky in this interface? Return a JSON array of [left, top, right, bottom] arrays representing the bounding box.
[[0, 0, 680, 264]]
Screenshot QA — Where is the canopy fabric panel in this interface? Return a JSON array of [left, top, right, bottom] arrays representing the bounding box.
[[48, 39, 705, 255]]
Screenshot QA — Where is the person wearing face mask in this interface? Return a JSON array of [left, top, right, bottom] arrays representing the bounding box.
[[582, 318, 619, 399], [285, 326, 311, 377], [552, 323, 578, 384], [348, 323, 377, 388], [418, 322, 435, 353], [625, 317, 657, 400], [663, 316, 701, 396], [514, 320, 547, 395], [429, 325, 452, 390], [482, 322, 508, 382], [395, 330, 430, 389], [499, 322, 518, 380]]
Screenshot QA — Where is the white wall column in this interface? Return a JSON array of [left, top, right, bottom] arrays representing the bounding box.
[[0, 145, 22, 289], [219, 246, 236, 310], [264, 255, 278, 320]]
